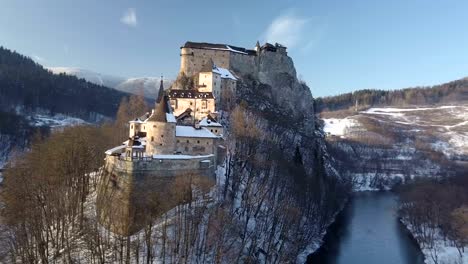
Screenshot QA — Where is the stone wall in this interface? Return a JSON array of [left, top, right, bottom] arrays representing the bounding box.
[[97, 155, 216, 235], [180, 48, 231, 76], [175, 137, 215, 155], [229, 52, 258, 77], [146, 121, 176, 155]]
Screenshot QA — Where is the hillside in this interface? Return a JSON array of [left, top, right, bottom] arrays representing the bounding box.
[[0, 46, 131, 170], [321, 103, 467, 190], [0, 47, 129, 121], [316, 78, 468, 113]]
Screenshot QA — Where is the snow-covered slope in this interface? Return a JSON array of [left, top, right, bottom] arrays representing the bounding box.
[[116, 77, 173, 98], [47, 67, 173, 98], [47, 67, 124, 88], [322, 103, 468, 190]]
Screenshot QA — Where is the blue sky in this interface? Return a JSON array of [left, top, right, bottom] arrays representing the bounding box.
[[1, 0, 468, 97]]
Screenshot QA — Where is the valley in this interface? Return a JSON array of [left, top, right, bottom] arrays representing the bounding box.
[[322, 103, 468, 190]]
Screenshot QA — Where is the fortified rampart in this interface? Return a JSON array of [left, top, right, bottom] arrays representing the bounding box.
[[179, 41, 288, 78], [97, 155, 216, 235]]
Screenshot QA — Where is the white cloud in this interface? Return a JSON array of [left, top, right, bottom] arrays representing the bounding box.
[[263, 11, 309, 49], [121, 8, 137, 27], [262, 11, 326, 53]]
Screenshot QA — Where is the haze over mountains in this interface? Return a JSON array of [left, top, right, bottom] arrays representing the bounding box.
[[47, 67, 173, 98]]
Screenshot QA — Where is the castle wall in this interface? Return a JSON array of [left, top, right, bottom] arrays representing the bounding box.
[[171, 98, 215, 121], [198, 72, 221, 93], [175, 137, 215, 155], [145, 121, 176, 154], [202, 126, 223, 137], [180, 47, 231, 76], [105, 155, 215, 176], [97, 155, 216, 235], [229, 52, 258, 77]]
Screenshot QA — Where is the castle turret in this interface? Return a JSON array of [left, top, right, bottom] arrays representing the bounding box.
[[145, 78, 177, 155], [255, 41, 261, 54]]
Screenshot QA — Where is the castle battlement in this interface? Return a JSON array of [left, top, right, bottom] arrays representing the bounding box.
[[180, 41, 287, 76]]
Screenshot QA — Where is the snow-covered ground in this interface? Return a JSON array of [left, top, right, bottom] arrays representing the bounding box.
[[402, 219, 468, 264], [323, 104, 467, 192], [28, 113, 87, 128], [322, 117, 359, 137], [323, 104, 468, 159]]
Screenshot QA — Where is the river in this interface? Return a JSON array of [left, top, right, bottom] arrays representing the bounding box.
[[307, 192, 425, 264]]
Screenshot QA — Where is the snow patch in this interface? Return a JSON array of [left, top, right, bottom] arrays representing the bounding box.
[[28, 113, 87, 128], [322, 118, 359, 136]]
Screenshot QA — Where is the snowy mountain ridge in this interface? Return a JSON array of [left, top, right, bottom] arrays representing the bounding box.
[[47, 67, 173, 98]]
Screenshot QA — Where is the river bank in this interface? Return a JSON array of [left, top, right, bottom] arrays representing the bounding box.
[[401, 219, 468, 264]]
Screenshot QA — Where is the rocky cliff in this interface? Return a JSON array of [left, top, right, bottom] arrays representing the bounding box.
[[212, 50, 349, 261]]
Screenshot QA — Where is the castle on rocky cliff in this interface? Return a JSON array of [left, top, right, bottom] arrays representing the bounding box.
[[97, 41, 288, 235]]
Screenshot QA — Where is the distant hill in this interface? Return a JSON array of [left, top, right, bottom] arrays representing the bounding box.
[[315, 78, 468, 113], [47, 67, 173, 99], [47, 67, 125, 88], [0, 46, 129, 121]]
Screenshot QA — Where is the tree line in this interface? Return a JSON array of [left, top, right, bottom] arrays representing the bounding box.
[[315, 78, 468, 113]]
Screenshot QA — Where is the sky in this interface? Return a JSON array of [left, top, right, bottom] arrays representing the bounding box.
[[1, 0, 468, 97]]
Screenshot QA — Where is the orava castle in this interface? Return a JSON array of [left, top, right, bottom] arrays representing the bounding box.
[[97, 41, 288, 235]]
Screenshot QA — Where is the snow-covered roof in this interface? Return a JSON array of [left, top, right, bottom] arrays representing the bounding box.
[[182, 41, 256, 55], [105, 145, 127, 155], [166, 113, 176, 123], [213, 66, 237, 80], [199, 117, 222, 127], [175, 126, 219, 138], [153, 154, 214, 160], [129, 119, 144, 124]]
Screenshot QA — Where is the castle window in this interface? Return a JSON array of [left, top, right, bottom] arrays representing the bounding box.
[[144, 126, 146, 130], [197, 140, 200, 144], [186, 140, 189, 143], [161, 135, 164, 138], [211, 129, 213, 132], [190, 102, 193, 106], [177, 140, 180, 143], [131, 125, 133, 129], [215, 130, 218, 133], [151, 136, 154, 142], [160, 143, 163, 146], [153, 125, 156, 128]]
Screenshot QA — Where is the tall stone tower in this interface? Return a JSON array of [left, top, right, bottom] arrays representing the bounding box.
[[145, 78, 176, 155]]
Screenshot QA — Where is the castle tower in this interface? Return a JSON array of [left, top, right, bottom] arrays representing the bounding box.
[[198, 59, 221, 93], [255, 41, 261, 54], [145, 78, 176, 155]]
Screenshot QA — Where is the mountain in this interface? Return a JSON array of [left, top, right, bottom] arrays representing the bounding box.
[[47, 67, 125, 88], [115, 77, 173, 98], [47, 67, 173, 98]]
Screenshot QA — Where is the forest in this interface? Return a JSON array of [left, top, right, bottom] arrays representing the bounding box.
[[315, 78, 468, 113], [398, 170, 468, 263], [0, 46, 129, 121]]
